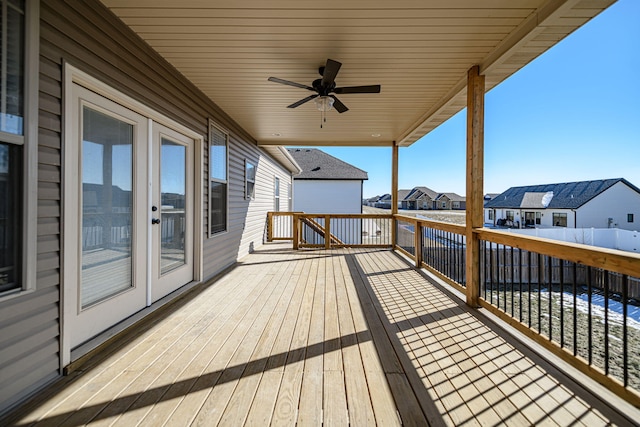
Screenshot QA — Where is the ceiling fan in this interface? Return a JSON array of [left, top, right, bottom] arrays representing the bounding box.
[[268, 59, 381, 114]]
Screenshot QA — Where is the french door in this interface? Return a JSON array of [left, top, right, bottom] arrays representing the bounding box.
[[150, 122, 194, 302], [65, 84, 194, 351]]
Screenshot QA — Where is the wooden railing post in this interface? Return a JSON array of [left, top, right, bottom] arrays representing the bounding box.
[[325, 215, 331, 249], [391, 142, 399, 250], [293, 213, 299, 250], [267, 212, 273, 242], [414, 220, 423, 268], [465, 65, 485, 307]]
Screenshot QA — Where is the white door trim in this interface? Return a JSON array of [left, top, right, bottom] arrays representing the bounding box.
[[62, 63, 204, 367]]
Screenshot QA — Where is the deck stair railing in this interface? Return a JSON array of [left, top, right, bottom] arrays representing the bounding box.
[[266, 212, 393, 249], [300, 216, 344, 246]]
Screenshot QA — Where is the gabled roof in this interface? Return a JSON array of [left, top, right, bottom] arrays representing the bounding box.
[[287, 148, 368, 180], [436, 192, 466, 202], [404, 186, 439, 201], [484, 178, 640, 209], [397, 189, 411, 201]]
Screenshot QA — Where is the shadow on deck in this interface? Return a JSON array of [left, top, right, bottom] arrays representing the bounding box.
[[3, 243, 636, 426]]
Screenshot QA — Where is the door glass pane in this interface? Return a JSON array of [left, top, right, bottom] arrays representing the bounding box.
[[160, 138, 186, 274], [81, 106, 133, 308]]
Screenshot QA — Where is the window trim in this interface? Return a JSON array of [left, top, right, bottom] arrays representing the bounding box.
[[0, 0, 38, 301], [628, 213, 634, 223], [244, 158, 255, 200], [208, 120, 229, 236], [552, 212, 568, 227]]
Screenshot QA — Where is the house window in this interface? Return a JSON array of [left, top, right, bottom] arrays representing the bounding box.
[[506, 210, 514, 221], [245, 159, 255, 200], [209, 123, 228, 235], [536, 212, 541, 225], [553, 213, 567, 227], [0, 0, 28, 295], [488, 210, 493, 220], [628, 214, 634, 223], [274, 177, 280, 211]]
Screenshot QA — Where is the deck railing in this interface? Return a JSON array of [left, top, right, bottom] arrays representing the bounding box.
[[267, 212, 393, 249], [394, 214, 467, 291], [266, 211, 640, 405], [266, 211, 300, 241], [476, 229, 640, 401]]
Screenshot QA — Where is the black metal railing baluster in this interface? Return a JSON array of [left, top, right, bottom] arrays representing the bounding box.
[[604, 271, 610, 376], [538, 253, 543, 334], [573, 262, 578, 357], [528, 250, 532, 329], [519, 248, 523, 323], [560, 259, 565, 348], [587, 266, 593, 366], [623, 274, 629, 387], [510, 246, 515, 318], [548, 256, 553, 342]]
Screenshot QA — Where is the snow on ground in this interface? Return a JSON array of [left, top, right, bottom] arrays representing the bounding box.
[[562, 292, 640, 331]]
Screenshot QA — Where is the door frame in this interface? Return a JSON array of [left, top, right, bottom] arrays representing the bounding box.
[[62, 64, 204, 368]]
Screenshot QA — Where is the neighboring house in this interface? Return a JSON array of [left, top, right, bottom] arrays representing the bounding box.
[[483, 193, 501, 224], [402, 186, 439, 210], [287, 148, 368, 244], [366, 190, 409, 209], [364, 196, 380, 207], [0, 1, 301, 415], [401, 187, 466, 210], [287, 148, 368, 214], [375, 194, 392, 209], [397, 189, 411, 209], [435, 192, 466, 210], [484, 178, 640, 230]]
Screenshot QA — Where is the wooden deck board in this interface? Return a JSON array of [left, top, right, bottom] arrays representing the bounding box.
[[5, 243, 635, 427]]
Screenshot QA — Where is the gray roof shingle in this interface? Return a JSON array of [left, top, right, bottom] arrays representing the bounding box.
[[484, 178, 640, 209], [404, 186, 439, 201], [287, 148, 368, 180]]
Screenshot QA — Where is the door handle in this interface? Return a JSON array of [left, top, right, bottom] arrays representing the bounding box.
[[151, 218, 161, 225]]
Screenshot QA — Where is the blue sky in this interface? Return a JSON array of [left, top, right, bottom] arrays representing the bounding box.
[[292, 0, 640, 199]]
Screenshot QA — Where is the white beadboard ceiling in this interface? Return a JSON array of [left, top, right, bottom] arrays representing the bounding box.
[[101, 0, 615, 147]]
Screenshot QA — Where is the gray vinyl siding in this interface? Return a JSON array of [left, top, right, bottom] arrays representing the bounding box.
[[0, 0, 292, 417], [203, 133, 292, 280]]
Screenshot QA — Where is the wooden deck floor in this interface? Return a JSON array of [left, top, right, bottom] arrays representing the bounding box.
[[5, 244, 634, 426]]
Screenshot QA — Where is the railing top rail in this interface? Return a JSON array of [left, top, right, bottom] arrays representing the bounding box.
[[269, 211, 304, 216], [477, 227, 640, 278], [394, 213, 466, 234], [295, 213, 393, 219]]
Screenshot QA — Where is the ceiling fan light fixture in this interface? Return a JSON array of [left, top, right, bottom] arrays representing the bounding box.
[[314, 96, 334, 112]]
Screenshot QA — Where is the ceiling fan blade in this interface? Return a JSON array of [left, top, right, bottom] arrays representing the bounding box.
[[334, 85, 381, 94], [287, 94, 318, 108], [330, 95, 348, 113], [268, 77, 314, 91], [321, 59, 342, 87]]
